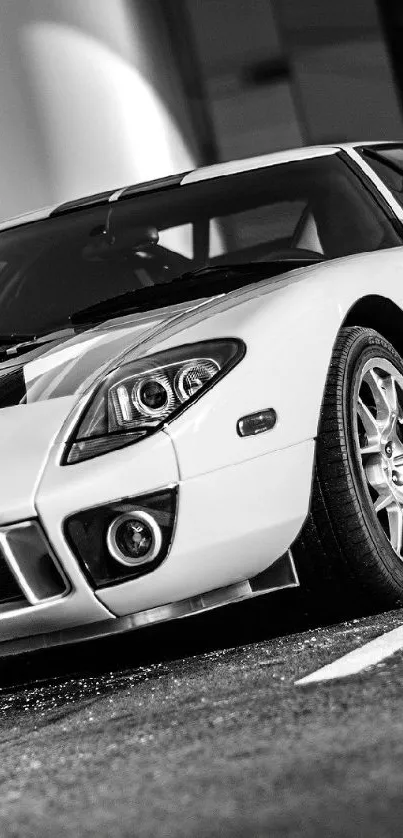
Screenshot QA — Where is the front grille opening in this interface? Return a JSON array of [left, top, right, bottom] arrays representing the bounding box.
[[0, 547, 27, 608], [0, 521, 69, 605]]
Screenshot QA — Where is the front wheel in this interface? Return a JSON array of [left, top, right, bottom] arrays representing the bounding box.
[[293, 325, 403, 616]]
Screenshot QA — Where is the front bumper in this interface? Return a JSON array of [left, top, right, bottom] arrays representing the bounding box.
[[0, 553, 299, 659], [0, 432, 314, 653]]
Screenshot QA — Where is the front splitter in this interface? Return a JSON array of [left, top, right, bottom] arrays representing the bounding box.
[[0, 552, 298, 658]]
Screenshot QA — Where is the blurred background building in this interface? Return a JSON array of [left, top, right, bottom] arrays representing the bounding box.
[[0, 0, 402, 220]]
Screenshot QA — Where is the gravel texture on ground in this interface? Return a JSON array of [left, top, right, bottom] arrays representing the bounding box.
[[0, 590, 403, 837]]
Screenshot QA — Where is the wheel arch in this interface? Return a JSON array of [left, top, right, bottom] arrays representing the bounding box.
[[342, 294, 403, 357]]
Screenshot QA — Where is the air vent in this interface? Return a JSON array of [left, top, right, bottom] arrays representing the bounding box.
[[0, 545, 26, 606], [0, 521, 69, 604]]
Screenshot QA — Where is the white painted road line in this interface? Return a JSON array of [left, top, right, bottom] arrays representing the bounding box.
[[295, 623, 403, 685]]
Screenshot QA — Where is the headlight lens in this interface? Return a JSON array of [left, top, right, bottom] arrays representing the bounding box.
[[64, 339, 244, 464]]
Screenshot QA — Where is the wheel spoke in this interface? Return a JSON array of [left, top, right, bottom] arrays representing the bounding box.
[[374, 492, 394, 513], [385, 374, 399, 415], [357, 397, 380, 439], [365, 369, 392, 419], [360, 438, 382, 456], [387, 504, 403, 554], [365, 369, 403, 428]]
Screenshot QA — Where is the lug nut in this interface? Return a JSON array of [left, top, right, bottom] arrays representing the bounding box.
[[386, 442, 393, 457], [393, 473, 399, 484]]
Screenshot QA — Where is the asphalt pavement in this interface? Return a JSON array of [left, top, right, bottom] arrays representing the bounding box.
[[1, 590, 403, 838]]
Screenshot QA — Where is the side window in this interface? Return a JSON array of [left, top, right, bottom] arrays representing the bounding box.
[[158, 223, 193, 259], [209, 201, 323, 262], [362, 147, 403, 209]]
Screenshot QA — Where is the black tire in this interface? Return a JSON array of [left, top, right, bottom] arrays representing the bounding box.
[[293, 325, 403, 618]]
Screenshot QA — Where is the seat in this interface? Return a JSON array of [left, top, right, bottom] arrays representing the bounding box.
[[291, 207, 324, 254]]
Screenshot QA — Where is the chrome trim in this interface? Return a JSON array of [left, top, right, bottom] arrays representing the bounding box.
[[0, 551, 299, 658], [0, 521, 70, 606], [345, 147, 403, 223], [106, 511, 162, 566]]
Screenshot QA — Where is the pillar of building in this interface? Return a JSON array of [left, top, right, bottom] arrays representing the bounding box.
[[0, 0, 199, 221], [274, 0, 403, 144]]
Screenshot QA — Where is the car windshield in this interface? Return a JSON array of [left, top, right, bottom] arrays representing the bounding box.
[[0, 153, 399, 337]]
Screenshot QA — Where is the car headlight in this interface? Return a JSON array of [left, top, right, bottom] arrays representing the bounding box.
[[63, 339, 245, 464]]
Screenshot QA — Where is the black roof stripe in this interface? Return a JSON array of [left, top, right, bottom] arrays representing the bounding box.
[[50, 189, 116, 216], [51, 172, 189, 217], [116, 172, 187, 200]]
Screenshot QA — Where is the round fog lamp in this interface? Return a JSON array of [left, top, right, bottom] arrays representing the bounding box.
[[106, 511, 162, 566]]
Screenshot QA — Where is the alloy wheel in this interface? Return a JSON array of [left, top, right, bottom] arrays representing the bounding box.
[[355, 357, 403, 558]]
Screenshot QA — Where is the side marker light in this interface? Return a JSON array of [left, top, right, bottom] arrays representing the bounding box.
[[237, 408, 277, 437]]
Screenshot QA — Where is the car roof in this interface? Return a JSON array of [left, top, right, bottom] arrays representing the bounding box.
[[0, 140, 399, 234]]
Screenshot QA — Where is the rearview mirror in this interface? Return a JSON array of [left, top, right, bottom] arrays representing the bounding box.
[[82, 224, 159, 261]]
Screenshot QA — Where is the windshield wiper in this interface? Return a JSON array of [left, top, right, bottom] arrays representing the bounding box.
[[71, 253, 325, 326], [0, 328, 73, 360], [0, 333, 39, 345], [71, 285, 200, 326], [174, 252, 324, 284]]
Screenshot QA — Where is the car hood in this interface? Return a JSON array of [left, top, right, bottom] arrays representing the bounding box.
[[0, 296, 221, 409], [0, 254, 359, 410], [0, 249, 385, 521], [4, 246, 387, 415]]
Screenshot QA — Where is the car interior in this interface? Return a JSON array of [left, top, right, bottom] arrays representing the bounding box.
[[0, 153, 400, 336]]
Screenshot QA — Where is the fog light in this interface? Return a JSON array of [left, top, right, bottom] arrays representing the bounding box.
[[106, 511, 162, 567], [65, 488, 177, 587]]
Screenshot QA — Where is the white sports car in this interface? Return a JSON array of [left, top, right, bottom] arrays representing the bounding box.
[[2, 141, 403, 656]]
